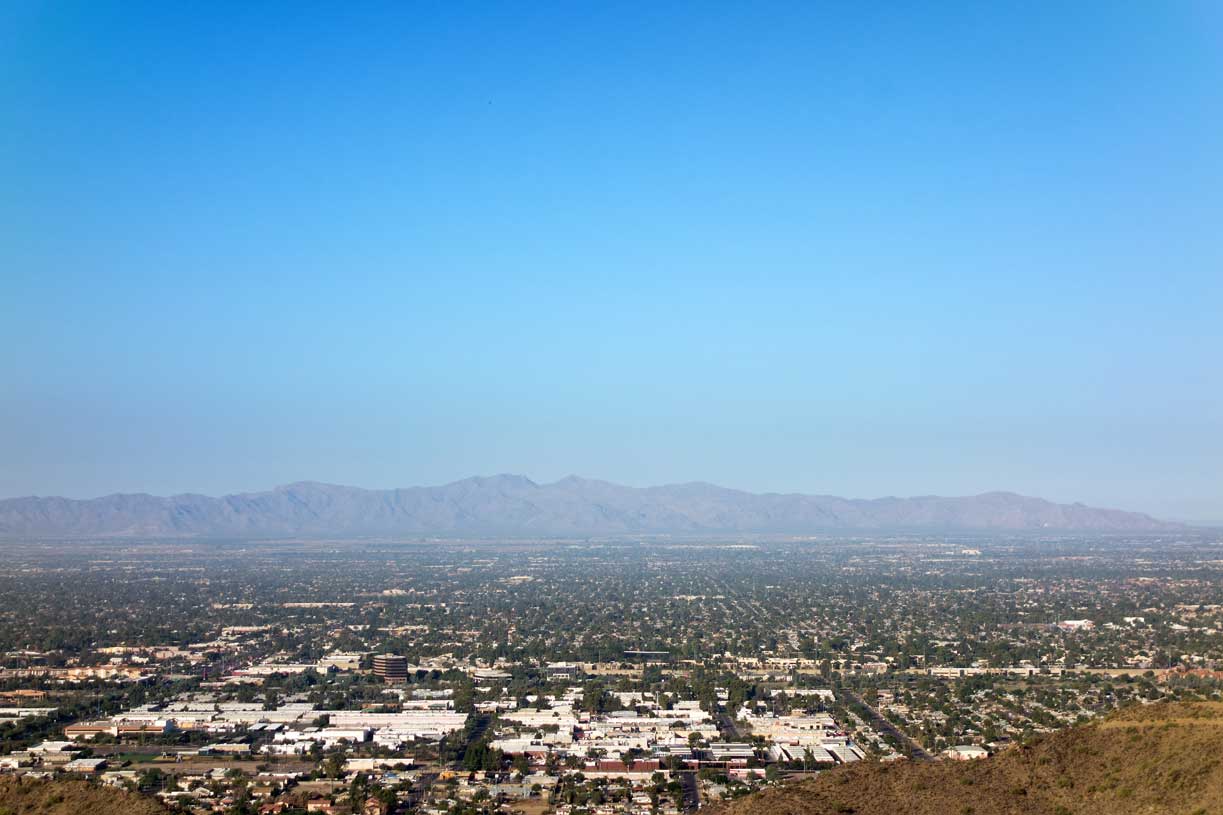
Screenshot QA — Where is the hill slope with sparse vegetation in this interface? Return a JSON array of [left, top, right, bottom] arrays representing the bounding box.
[[0, 776, 169, 815], [715, 702, 1223, 815]]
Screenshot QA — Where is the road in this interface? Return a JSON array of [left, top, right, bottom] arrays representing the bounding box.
[[466, 712, 492, 746], [678, 769, 701, 811], [841, 689, 933, 761], [715, 710, 742, 741]]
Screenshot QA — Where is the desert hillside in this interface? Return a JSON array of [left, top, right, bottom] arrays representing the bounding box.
[[716, 701, 1223, 815], [0, 776, 168, 815]]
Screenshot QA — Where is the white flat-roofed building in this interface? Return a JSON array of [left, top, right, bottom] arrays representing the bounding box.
[[547, 662, 579, 678], [234, 662, 320, 677], [30, 741, 77, 754], [271, 727, 370, 751], [64, 758, 108, 773], [769, 743, 836, 763], [471, 668, 511, 681], [738, 709, 839, 745], [0, 707, 57, 719], [344, 757, 414, 772], [501, 709, 579, 730], [945, 745, 989, 760], [400, 698, 454, 711], [707, 743, 755, 761], [823, 740, 864, 763], [321, 710, 466, 730]]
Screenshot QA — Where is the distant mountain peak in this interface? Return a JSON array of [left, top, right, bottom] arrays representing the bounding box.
[[0, 477, 1183, 538], [275, 480, 352, 492], [458, 473, 538, 488]]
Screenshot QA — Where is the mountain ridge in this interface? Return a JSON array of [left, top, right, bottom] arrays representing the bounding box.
[[0, 475, 1181, 538]]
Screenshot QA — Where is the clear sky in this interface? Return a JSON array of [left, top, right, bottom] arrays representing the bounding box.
[[2, 2, 1221, 520]]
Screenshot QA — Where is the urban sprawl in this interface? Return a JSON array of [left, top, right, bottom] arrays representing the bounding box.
[[3, 535, 1223, 815]]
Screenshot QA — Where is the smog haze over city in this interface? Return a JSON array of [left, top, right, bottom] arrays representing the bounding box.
[[2, 4, 1222, 815]]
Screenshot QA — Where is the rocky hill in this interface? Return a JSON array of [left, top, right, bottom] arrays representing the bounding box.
[[715, 701, 1223, 815], [0, 775, 168, 814], [0, 475, 1180, 538]]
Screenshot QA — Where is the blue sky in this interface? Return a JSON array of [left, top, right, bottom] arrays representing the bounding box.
[[2, 2, 1221, 520]]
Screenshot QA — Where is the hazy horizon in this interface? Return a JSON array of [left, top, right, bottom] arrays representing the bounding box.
[[4, 3, 1221, 521], [0, 472, 1203, 525]]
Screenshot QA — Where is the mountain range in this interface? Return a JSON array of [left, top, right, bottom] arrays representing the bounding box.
[[0, 475, 1181, 538]]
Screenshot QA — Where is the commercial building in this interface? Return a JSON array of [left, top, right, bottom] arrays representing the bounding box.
[[373, 654, 409, 683]]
